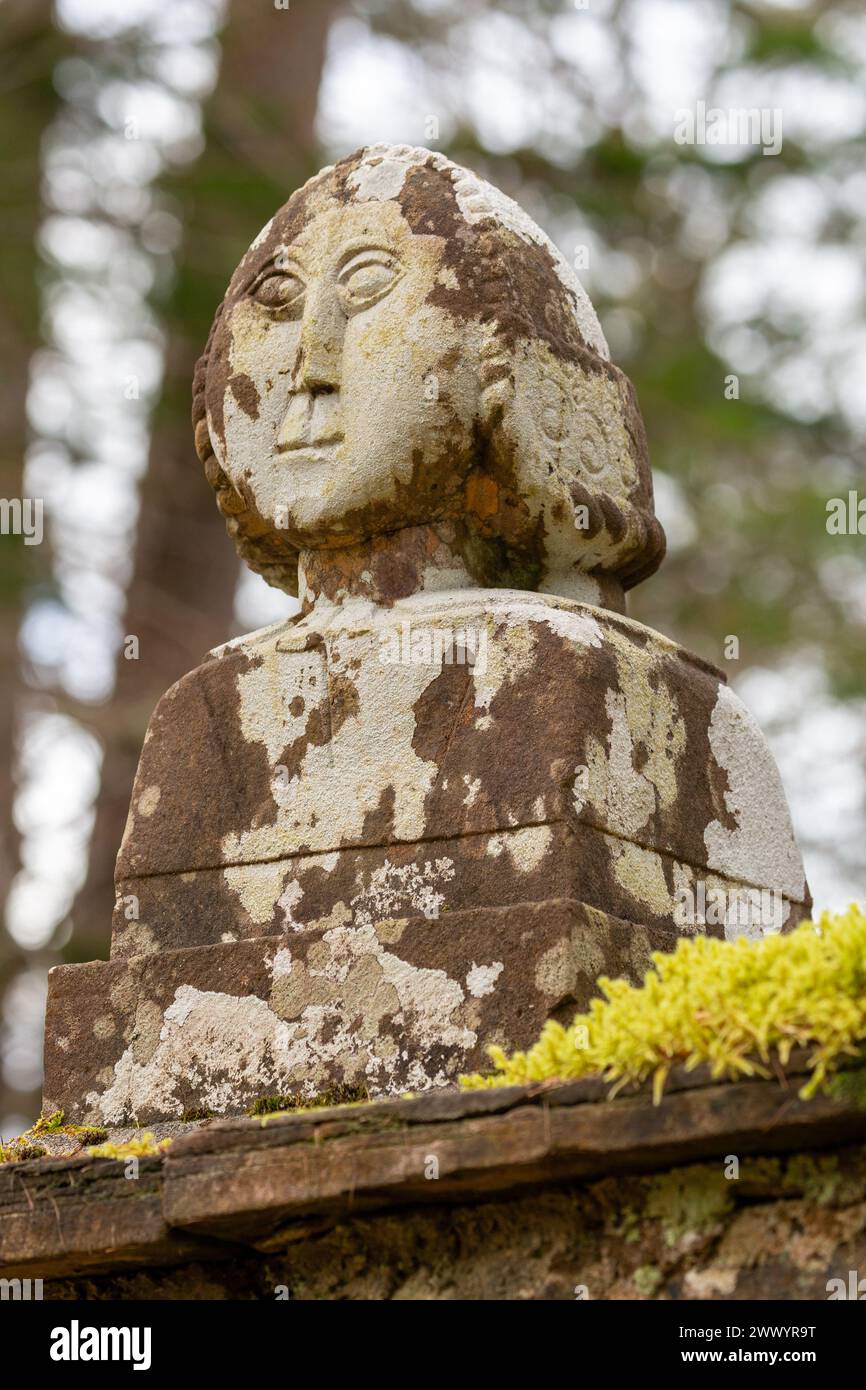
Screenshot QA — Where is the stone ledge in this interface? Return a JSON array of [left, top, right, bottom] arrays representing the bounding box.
[[2, 1055, 865, 1289]]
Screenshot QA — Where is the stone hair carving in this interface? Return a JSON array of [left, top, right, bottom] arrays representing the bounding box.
[[191, 144, 665, 598]]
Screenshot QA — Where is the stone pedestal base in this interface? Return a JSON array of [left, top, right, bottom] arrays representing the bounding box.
[[43, 899, 676, 1126]]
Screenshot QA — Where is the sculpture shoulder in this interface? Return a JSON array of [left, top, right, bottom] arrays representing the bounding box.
[[116, 622, 297, 879], [699, 680, 807, 904], [138, 614, 303, 748], [465, 594, 807, 907], [391, 588, 724, 671]]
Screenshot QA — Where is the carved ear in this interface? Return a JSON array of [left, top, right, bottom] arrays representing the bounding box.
[[477, 330, 514, 437], [475, 332, 665, 590]]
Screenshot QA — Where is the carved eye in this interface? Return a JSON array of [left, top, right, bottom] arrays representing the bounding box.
[[251, 269, 305, 315], [338, 251, 401, 311]]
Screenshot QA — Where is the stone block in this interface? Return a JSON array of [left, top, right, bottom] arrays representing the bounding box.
[[45, 898, 675, 1126]]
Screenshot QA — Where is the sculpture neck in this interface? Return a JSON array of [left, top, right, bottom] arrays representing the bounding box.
[[297, 521, 627, 615], [297, 523, 480, 613]]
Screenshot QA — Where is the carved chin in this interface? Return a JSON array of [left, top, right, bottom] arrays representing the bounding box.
[[259, 492, 395, 550]]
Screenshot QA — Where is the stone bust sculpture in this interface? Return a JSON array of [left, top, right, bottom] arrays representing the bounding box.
[[192, 144, 663, 611], [43, 146, 810, 1126]]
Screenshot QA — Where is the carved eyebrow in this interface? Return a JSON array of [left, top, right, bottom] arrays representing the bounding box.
[[273, 248, 305, 274], [335, 242, 401, 274]]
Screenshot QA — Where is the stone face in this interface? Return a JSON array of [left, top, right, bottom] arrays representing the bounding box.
[[43, 143, 810, 1124]]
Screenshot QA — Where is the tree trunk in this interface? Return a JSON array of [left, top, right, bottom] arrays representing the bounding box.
[[0, 0, 60, 948], [68, 0, 342, 959], [0, 0, 63, 1133]]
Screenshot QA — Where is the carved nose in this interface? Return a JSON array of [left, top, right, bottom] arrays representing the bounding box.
[[292, 284, 343, 394], [278, 285, 345, 452]]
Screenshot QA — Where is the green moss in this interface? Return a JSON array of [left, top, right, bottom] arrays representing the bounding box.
[[783, 1153, 841, 1206], [248, 1083, 370, 1120], [181, 1107, 215, 1122], [0, 1141, 46, 1162], [88, 1133, 172, 1160], [612, 1207, 642, 1244], [633, 1264, 663, 1296], [0, 1110, 107, 1157], [30, 1110, 65, 1136], [741, 1155, 782, 1187], [645, 1167, 733, 1247], [64, 1125, 108, 1144], [27, 1112, 107, 1146], [247, 1095, 297, 1117], [828, 1045, 866, 1111], [461, 905, 866, 1103]]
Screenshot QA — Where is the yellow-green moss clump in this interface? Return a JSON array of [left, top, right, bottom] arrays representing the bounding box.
[[461, 905, 866, 1102], [29, 1110, 65, 1136], [30, 1110, 108, 1145], [0, 1140, 45, 1162], [0, 1109, 108, 1160], [88, 1132, 172, 1159]]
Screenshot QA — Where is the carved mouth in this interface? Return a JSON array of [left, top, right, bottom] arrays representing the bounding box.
[[279, 436, 343, 461]]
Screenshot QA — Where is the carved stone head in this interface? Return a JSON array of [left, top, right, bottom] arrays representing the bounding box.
[[193, 144, 665, 602]]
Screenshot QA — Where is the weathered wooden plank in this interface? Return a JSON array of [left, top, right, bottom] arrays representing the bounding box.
[[3, 1067, 864, 1278], [0, 1155, 220, 1278], [162, 1073, 866, 1245]]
